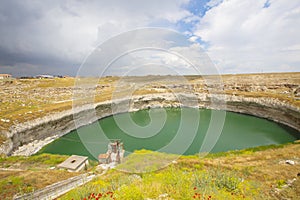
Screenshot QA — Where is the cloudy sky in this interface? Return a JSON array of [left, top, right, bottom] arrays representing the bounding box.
[[0, 0, 299, 76]]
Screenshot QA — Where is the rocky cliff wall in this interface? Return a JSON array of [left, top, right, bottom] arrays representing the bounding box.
[[1, 93, 299, 156]]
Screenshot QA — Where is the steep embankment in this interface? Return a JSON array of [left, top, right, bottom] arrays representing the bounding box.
[[1, 91, 299, 156], [0, 73, 299, 156]]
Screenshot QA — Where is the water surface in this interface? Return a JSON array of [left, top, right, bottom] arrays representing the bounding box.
[[39, 108, 299, 160]]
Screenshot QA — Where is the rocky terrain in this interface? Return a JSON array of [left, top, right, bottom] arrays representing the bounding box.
[[0, 73, 299, 156]]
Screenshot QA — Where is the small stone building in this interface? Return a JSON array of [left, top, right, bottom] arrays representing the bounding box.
[[0, 74, 12, 79], [57, 155, 89, 172], [98, 153, 111, 164], [98, 140, 124, 164]]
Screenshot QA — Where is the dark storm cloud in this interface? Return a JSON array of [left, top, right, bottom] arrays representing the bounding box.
[[1, 0, 298, 76], [0, 41, 80, 77], [0, 1, 44, 26], [0, 0, 71, 76], [0, 0, 191, 76], [0, 45, 80, 77]]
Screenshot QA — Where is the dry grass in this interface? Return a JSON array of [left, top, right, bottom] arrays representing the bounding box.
[[0, 153, 82, 199], [202, 143, 300, 183], [60, 143, 300, 200], [0, 170, 80, 199], [0, 73, 299, 199], [0, 72, 299, 142]]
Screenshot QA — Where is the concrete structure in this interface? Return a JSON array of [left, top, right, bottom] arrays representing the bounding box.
[[0, 74, 12, 79], [57, 155, 89, 172], [14, 173, 96, 200], [98, 153, 111, 164], [98, 140, 124, 164], [36, 75, 54, 79]]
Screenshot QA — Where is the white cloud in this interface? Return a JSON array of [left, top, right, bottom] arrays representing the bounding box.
[[2, 0, 298, 76], [169, 43, 220, 74], [108, 49, 193, 76], [0, 0, 192, 76], [97, 36, 216, 76], [188, 36, 199, 43], [206, 0, 223, 8], [195, 0, 300, 73]]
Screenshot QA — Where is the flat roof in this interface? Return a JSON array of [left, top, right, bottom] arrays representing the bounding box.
[[57, 155, 88, 170]]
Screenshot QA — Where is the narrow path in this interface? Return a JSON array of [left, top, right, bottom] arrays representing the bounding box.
[[0, 168, 25, 171], [13, 170, 106, 200]]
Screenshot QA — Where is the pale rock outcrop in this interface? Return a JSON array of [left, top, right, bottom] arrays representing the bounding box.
[[0, 92, 299, 156]]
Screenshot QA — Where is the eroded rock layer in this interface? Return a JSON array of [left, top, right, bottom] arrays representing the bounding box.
[[0, 73, 299, 156]]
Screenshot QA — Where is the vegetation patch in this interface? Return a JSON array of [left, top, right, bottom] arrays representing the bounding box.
[[60, 154, 257, 199], [0, 153, 93, 199], [116, 149, 178, 173], [60, 143, 300, 199]]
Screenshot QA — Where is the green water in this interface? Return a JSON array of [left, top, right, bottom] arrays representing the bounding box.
[[39, 108, 299, 160]]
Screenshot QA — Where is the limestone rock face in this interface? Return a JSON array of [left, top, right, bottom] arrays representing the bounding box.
[[2, 92, 299, 156], [294, 87, 300, 100], [1, 73, 300, 156]]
